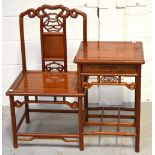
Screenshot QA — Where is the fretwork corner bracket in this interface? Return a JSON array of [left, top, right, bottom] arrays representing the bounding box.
[[82, 82, 136, 90], [14, 100, 27, 108], [64, 101, 78, 109]]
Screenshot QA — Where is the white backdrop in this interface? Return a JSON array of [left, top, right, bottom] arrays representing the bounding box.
[[2, 0, 152, 105]]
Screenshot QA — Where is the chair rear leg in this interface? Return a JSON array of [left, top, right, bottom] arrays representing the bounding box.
[[54, 96, 57, 102], [24, 96, 30, 123], [63, 96, 65, 102], [84, 90, 88, 122]]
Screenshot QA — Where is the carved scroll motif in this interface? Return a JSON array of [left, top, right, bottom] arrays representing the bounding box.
[[36, 5, 70, 18], [14, 100, 26, 108], [64, 101, 78, 109], [45, 61, 64, 72], [20, 8, 36, 18], [70, 8, 87, 18]]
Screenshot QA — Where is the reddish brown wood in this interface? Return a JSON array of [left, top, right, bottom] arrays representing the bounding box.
[[24, 96, 30, 123], [19, 8, 36, 72], [18, 137, 79, 142], [6, 5, 87, 150], [135, 66, 141, 152], [84, 89, 88, 122], [74, 41, 144, 152], [29, 109, 78, 113], [9, 96, 18, 148], [84, 122, 135, 127], [6, 71, 85, 97], [78, 97, 84, 151], [17, 132, 80, 138], [88, 114, 135, 119], [88, 107, 135, 111], [84, 131, 136, 136], [74, 41, 145, 64]]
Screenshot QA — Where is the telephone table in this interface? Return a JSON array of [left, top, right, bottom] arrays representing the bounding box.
[[74, 41, 145, 152]]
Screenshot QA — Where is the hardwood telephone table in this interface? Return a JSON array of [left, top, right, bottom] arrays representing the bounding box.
[[74, 41, 145, 152]]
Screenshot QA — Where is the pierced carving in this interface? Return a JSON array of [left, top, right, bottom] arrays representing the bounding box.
[[14, 100, 26, 108], [36, 5, 70, 32], [100, 76, 119, 83], [45, 61, 64, 72], [82, 76, 136, 90], [43, 13, 63, 32]]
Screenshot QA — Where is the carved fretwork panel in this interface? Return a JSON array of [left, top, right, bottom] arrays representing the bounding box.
[[82, 76, 136, 90], [43, 13, 63, 32], [100, 76, 120, 83], [36, 5, 70, 32]]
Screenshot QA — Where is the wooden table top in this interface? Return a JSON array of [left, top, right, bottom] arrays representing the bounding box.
[[74, 41, 145, 64]]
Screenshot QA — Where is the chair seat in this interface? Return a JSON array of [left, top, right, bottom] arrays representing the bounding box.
[[6, 70, 85, 97]]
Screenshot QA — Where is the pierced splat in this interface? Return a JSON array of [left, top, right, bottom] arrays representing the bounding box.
[[43, 13, 63, 32], [37, 5, 70, 71]]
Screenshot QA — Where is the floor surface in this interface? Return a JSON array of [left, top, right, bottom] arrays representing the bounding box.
[[2, 103, 152, 155]]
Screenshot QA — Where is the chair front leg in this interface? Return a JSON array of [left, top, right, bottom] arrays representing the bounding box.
[[9, 96, 18, 148], [78, 96, 84, 151]]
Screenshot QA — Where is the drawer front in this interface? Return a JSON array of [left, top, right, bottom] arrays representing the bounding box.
[[82, 64, 137, 75]]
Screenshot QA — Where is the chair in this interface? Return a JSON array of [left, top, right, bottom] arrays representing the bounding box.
[[6, 5, 87, 150]]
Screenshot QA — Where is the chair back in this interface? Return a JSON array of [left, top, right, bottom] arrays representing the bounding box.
[[19, 5, 87, 72]]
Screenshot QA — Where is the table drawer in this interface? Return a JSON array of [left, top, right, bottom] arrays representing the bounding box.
[[82, 64, 137, 75]]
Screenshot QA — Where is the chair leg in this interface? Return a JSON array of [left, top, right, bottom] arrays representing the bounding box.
[[9, 96, 18, 148], [63, 96, 65, 102], [84, 90, 88, 122], [78, 97, 84, 151], [54, 96, 57, 102], [24, 96, 30, 123]]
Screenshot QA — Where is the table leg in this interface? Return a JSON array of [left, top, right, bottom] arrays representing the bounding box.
[[78, 96, 84, 151], [135, 66, 141, 152], [9, 96, 18, 148]]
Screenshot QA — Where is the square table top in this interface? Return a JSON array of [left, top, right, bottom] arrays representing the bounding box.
[[74, 41, 145, 64]]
